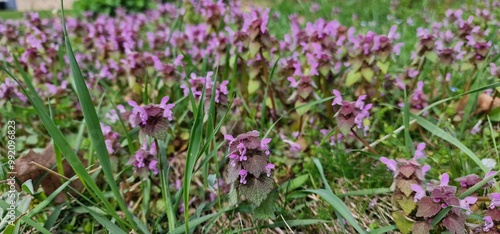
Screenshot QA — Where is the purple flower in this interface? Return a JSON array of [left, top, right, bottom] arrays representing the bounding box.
[[239, 169, 248, 184], [414, 142, 426, 159], [181, 72, 229, 105], [310, 3, 320, 13], [484, 216, 494, 232], [380, 157, 397, 173], [333, 92, 372, 134], [488, 193, 500, 209], [128, 96, 175, 140], [128, 141, 159, 176], [265, 163, 275, 177], [332, 89, 343, 105], [455, 174, 482, 188], [459, 196, 477, 215], [471, 120, 482, 135], [0, 78, 28, 103], [411, 184, 425, 202]]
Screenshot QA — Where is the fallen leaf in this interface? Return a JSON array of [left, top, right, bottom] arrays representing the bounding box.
[[14, 144, 86, 203]]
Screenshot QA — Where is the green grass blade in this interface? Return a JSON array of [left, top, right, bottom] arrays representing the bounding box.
[[410, 113, 488, 172], [306, 158, 367, 234], [369, 225, 397, 234], [13, 76, 125, 224], [305, 189, 367, 234], [183, 75, 207, 233], [60, 1, 137, 229], [26, 178, 73, 218], [458, 171, 498, 199], [0, 200, 52, 234], [231, 219, 331, 233], [403, 89, 414, 156]]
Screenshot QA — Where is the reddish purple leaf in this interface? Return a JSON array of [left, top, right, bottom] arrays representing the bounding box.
[[416, 197, 441, 218], [442, 214, 466, 234], [485, 208, 500, 221], [398, 165, 416, 178]]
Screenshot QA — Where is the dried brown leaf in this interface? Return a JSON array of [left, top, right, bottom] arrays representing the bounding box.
[[14, 144, 86, 203]]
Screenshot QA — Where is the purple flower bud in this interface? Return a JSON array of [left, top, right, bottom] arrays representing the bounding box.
[[380, 157, 397, 173], [411, 184, 425, 202]]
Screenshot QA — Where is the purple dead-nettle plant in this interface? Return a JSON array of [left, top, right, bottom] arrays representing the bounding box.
[[287, 75, 320, 114], [319, 129, 343, 146], [105, 105, 127, 124], [454, 172, 494, 194], [224, 130, 276, 208], [485, 193, 500, 228], [127, 96, 175, 141], [491, 63, 500, 78], [0, 78, 28, 104], [100, 123, 121, 155], [127, 140, 159, 177], [399, 81, 429, 115], [332, 89, 373, 135], [413, 142, 426, 160], [280, 133, 302, 154], [181, 71, 229, 106]]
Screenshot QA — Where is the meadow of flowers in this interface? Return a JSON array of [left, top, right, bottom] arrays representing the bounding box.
[[1, 0, 500, 233]]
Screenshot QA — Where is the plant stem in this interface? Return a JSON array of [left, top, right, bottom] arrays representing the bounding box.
[[351, 129, 378, 155]]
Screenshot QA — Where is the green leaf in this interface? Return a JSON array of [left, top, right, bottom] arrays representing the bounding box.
[[21, 179, 34, 195], [346, 70, 362, 87], [488, 107, 500, 122], [253, 188, 278, 219], [396, 196, 417, 215], [295, 100, 310, 116], [376, 61, 390, 74], [392, 211, 413, 234], [280, 174, 309, 192], [248, 78, 260, 94], [239, 176, 275, 207], [361, 67, 374, 82]]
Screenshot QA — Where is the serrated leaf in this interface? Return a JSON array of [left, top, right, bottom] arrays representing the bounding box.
[[253, 188, 278, 220], [361, 67, 374, 82], [396, 195, 417, 215], [485, 208, 500, 221], [392, 211, 413, 234], [442, 214, 466, 234], [416, 197, 441, 218], [229, 184, 238, 207], [337, 115, 355, 135], [242, 153, 269, 178], [399, 165, 416, 178], [346, 70, 362, 87], [239, 176, 275, 207], [396, 179, 417, 197]]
